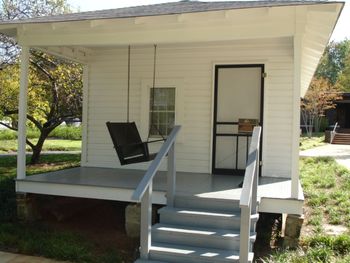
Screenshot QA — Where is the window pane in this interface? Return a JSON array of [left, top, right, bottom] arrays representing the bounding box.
[[149, 87, 175, 136]]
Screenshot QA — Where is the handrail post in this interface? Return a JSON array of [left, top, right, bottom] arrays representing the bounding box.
[[252, 149, 259, 215], [331, 122, 338, 144], [239, 205, 251, 263], [140, 182, 152, 259], [167, 142, 176, 207]]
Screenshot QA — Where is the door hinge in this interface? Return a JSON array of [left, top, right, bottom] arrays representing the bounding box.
[[259, 161, 263, 166], [262, 72, 267, 78]]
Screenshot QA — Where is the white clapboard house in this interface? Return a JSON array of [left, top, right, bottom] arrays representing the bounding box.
[[0, 1, 343, 262]]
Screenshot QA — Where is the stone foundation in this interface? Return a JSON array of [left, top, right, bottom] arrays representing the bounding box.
[[16, 193, 40, 221], [283, 214, 304, 248]]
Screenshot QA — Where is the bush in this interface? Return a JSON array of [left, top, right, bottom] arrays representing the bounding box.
[[48, 126, 81, 140], [0, 129, 39, 140], [0, 126, 81, 141]]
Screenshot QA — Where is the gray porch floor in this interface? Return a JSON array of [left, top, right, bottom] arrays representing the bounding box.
[[17, 167, 303, 207]]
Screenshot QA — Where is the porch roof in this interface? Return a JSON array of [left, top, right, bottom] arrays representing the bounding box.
[[0, 1, 344, 97], [0, 1, 336, 25]]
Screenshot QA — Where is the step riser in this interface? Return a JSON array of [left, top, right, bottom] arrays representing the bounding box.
[[152, 230, 255, 250], [150, 251, 241, 263], [174, 196, 241, 213], [160, 212, 241, 230], [159, 211, 258, 232]]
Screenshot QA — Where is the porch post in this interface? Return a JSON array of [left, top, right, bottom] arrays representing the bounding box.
[[167, 142, 176, 206], [291, 9, 306, 199], [17, 46, 30, 180]]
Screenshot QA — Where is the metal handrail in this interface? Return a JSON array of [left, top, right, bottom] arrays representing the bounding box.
[[239, 126, 261, 208], [131, 125, 181, 201], [131, 125, 181, 260], [239, 126, 261, 263], [332, 122, 338, 133], [331, 122, 338, 144]]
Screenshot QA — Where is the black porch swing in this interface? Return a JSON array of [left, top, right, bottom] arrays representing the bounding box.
[[106, 45, 166, 165]]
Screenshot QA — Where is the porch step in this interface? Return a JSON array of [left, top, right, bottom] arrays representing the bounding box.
[[152, 223, 256, 250], [158, 206, 259, 231], [174, 194, 241, 213], [332, 133, 350, 145], [149, 242, 254, 263]]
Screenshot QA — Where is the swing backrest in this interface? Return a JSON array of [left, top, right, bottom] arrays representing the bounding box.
[[106, 122, 145, 160]]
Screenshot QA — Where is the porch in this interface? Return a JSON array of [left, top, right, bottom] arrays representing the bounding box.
[[16, 166, 304, 215]]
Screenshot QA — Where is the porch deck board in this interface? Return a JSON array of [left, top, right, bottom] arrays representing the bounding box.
[[17, 167, 302, 200]]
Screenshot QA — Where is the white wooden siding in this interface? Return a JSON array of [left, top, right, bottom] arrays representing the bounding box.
[[85, 38, 294, 178]]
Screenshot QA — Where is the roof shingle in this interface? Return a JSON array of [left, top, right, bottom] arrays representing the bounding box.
[[0, 0, 337, 25]]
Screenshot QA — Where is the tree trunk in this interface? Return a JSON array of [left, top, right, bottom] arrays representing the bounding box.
[[30, 130, 49, 164]]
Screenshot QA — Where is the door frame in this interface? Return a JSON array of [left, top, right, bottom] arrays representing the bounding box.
[[212, 64, 265, 175]]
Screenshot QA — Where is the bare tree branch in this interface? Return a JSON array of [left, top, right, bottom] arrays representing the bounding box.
[[0, 121, 17, 131]]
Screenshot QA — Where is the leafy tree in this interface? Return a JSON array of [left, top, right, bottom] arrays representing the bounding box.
[[0, 0, 83, 163], [336, 54, 350, 92], [315, 40, 350, 85], [301, 77, 341, 137], [0, 0, 71, 64]]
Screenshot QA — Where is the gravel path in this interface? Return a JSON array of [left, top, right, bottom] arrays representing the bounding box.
[[0, 251, 69, 263]]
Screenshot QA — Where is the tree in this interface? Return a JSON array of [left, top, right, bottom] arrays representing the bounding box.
[[0, 0, 71, 64], [0, 0, 83, 163], [315, 40, 350, 85], [301, 77, 341, 137], [336, 54, 350, 92]]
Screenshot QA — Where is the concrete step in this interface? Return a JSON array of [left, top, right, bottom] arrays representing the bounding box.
[[174, 194, 241, 213], [158, 206, 258, 231], [149, 242, 254, 263], [152, 223, 256, 250]]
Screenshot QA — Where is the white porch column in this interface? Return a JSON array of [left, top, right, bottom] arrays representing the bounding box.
[[291, 9, 306, 199], [17, 46, 30, 180]]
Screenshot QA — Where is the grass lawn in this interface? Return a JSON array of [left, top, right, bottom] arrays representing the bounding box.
[[0, 154, 126, 263], [264, 157, 350, 262], [0, 139, 82, 153], [300, 132, 326, 151]]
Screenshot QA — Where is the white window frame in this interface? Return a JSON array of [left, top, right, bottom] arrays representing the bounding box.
[[141, 78, 184, 143]]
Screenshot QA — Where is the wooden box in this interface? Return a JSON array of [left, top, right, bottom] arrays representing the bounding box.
[[238, 118, 259, 133]]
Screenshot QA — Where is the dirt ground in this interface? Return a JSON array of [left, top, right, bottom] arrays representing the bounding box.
[[35, 196, 139, 262]]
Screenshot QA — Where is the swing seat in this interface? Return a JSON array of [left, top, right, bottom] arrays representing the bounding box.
[[106, 122, 158, 165]]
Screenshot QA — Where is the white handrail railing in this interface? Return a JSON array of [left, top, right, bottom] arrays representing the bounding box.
[[239, 126, 261, 263], [330, 122, 338, 144], [131, 125, 181, 259]]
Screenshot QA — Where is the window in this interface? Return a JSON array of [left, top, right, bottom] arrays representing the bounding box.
[[149, 87, 175, 136]]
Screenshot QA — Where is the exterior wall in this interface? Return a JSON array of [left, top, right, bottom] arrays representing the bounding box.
[[84, 38, 294, 178]]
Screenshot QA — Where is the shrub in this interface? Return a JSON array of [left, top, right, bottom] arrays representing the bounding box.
[[0, 126, 81, 141], [48, 126, 82, 140]]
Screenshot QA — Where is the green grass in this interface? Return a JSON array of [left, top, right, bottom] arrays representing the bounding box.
[[301, 157, 350, 229], [0, 154, 81, 221], [263, 157, 350, 262], [0, 139, 81, 153], [0, 223, 122, 263], [0, 154, 125, 263], [0, 126, 82, 140], [300, 132, 326, 151], [264, 235, 350, 263]]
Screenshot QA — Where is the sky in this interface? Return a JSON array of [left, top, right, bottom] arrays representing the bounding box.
[[68, 0, 350, 42]]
